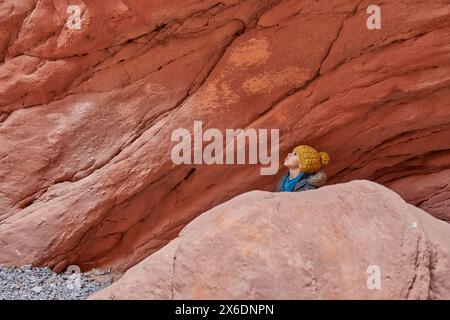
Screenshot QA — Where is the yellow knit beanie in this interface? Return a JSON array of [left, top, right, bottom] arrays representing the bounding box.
[[293, 145, 330, 174]]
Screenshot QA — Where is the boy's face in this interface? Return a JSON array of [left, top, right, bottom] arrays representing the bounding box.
[[284, 151, 300, 169]]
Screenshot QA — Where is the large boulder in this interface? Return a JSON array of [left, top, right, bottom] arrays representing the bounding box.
[[91, 181, 450, 300], [0, 0, 449, 271]]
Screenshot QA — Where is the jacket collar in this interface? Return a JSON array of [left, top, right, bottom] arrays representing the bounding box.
[[281, 172, 310, 190]]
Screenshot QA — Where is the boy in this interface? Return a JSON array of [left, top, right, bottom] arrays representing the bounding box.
[[276, 145, 330, 192]]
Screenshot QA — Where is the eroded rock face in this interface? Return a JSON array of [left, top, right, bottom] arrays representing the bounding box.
[[91, 181, 450, 300], [0, 0, 449, 271]]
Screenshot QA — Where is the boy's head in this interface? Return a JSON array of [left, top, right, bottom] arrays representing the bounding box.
[[284, 145, 330, 173]]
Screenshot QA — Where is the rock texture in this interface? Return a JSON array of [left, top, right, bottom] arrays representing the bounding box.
[[0, 265, 112, 300], [0, 0, 449, 272], [91, 181, 450, 300]]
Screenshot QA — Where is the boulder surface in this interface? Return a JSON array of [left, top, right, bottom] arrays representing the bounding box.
[[91, 181, 450, 300]]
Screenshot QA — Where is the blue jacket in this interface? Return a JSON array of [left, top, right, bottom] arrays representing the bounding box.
[[276, 171, 327, 192]]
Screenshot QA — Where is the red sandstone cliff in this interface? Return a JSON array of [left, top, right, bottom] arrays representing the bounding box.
[[0, 0, 449, 272]]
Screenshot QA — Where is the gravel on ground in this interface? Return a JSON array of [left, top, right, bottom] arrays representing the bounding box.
[[0, 265, 112, 300]]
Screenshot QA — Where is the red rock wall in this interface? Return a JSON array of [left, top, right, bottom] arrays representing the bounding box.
[[0, 0, 449, 271]]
